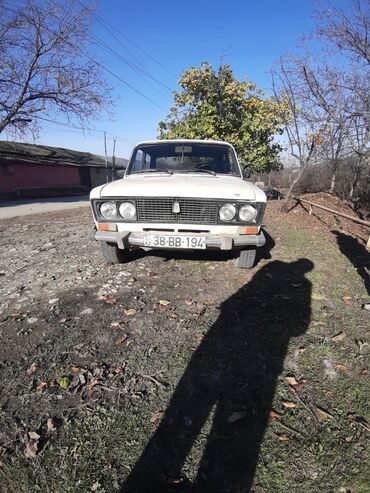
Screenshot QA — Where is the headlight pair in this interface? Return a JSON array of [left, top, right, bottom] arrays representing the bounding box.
[[100, 201, 136, 220], [219, 203, 257, 222]]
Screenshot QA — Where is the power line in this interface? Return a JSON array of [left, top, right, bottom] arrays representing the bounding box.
[[1, 4, 168, 112], [88, 33, 172, 98], [32, 115, 135, 145], [75, 0, 175, 96], [91, 56, 168, 111], [84, 5, 177, 79], [85, 15, 175, 92]]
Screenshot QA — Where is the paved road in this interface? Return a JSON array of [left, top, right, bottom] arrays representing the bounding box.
[[0, 195, 90, 219]]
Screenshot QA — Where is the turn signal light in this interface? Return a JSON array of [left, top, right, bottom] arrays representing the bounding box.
[[97, 223, 117, 232], [237, 226, 258, 235]]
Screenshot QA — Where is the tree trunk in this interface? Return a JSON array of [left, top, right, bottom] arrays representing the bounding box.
[[281, 167, 305, 211], [329, 169, 336, 193]]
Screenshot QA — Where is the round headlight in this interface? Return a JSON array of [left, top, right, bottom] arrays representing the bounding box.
[[239, 204, 257, 222], [100, 201, 117, 219], [119, 202, 136, 220], [219, 203, 236, 221]]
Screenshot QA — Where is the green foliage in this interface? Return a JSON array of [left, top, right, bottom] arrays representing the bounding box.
[[158, 62, 288, 173]]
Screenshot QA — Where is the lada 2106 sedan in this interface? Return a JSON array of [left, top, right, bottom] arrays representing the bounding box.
[[90, 140, 266, 268]]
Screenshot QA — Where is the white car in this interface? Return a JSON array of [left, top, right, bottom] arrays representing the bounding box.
[[90, 140, 266, 268]]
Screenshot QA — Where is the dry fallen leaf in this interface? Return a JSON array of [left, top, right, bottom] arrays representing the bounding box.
[[123, 308, 137, 316], [335, 363, 348, 371], [268, 410, 281, 421], [159, 299, 171, 306], [71, 366, 80, 374], [47, 417, 56, 432], [228, 411, 247, 423], [110, 321, 120, 328], [163, 476, 187, 486], [24, 431, 40, 459], [286, 376, 298, 386], [86, 377, 100, 396], [105, 296, 117, 305], [331, 332, 346, 342], [11, 312, 23, 320], [342, 296, 352, 304], [282, 401, 296, 409], [26, 362, 37, 376], [115, 334, 129, 345], [357, 340, 370, 355], [311, 292, 326, 301], [202, 298, 215, 306], [150, 410, 164, 429], [277, 434, 290, 441], [316, 406, 333, 422], [36, 381, 47, 393], [185, 299, 193, 306]]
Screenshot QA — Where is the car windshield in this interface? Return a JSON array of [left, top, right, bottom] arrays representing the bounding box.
[[127, 142, 241, 176]]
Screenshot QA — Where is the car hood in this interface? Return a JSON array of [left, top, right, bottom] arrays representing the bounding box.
[[91, 174, 266, 202]]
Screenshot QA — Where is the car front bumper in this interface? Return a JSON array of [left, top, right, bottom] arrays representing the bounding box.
[[93, 230, 266, 250]]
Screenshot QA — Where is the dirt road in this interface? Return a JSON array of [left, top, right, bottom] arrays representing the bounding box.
[[0, 201, 369, 492], [0, 195, 89, 219]]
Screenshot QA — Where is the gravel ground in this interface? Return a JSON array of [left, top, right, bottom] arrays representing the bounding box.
[[0, 201, 369, 493]]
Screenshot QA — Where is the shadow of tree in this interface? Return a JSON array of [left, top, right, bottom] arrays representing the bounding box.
[[334, 231, 370, 295], [120, 258, 314, 493]]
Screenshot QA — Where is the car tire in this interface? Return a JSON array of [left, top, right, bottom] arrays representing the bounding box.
[[100, 241, 127, 264], [235, 247, 256, 269]]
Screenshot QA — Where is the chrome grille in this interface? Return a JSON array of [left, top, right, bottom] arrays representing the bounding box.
[[136, 197, 219, 224]]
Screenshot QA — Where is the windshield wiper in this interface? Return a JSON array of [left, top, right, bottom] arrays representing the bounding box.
[[131, 169, 173, 175], [183, 169, 216, 176]]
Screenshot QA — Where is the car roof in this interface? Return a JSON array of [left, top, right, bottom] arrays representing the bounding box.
[[135, 139, 234, 147]]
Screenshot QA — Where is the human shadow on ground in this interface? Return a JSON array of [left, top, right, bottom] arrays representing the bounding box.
[[334, 231, 370, 295], [120, 258, 313, 493]]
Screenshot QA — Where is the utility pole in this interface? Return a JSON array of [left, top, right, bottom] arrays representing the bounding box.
[[112, 138, 116, 181], [104, 131, 108, 183]]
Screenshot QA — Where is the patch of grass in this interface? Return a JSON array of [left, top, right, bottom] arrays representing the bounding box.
[[2, 208, 369, 493]]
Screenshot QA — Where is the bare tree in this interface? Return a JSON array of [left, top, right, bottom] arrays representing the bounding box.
[[0, 0, 111, 138], [312, 1, 370, 162], [293, 60, 349, 192], [271, 58, 319, 203], [315, 1, 370, 65], [271, 0, 369, 209]]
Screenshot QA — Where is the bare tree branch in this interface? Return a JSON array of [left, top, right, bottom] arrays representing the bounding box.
[[0, 0, 112, 137]]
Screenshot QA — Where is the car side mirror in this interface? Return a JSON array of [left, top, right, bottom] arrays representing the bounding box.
[[242, 168, 251, 180]]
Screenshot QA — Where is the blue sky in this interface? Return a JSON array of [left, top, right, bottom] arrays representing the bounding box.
[[26, 0, 348, 158]]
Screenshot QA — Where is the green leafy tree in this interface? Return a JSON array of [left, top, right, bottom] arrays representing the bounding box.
[[158, 62, 288, 173]]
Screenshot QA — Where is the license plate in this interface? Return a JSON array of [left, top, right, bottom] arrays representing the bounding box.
[[143, 234, 206, 249]]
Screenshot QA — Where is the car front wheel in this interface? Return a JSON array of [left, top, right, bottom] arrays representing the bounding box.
[[100, 241, 127, 264], [235, 247, 256, 269]]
